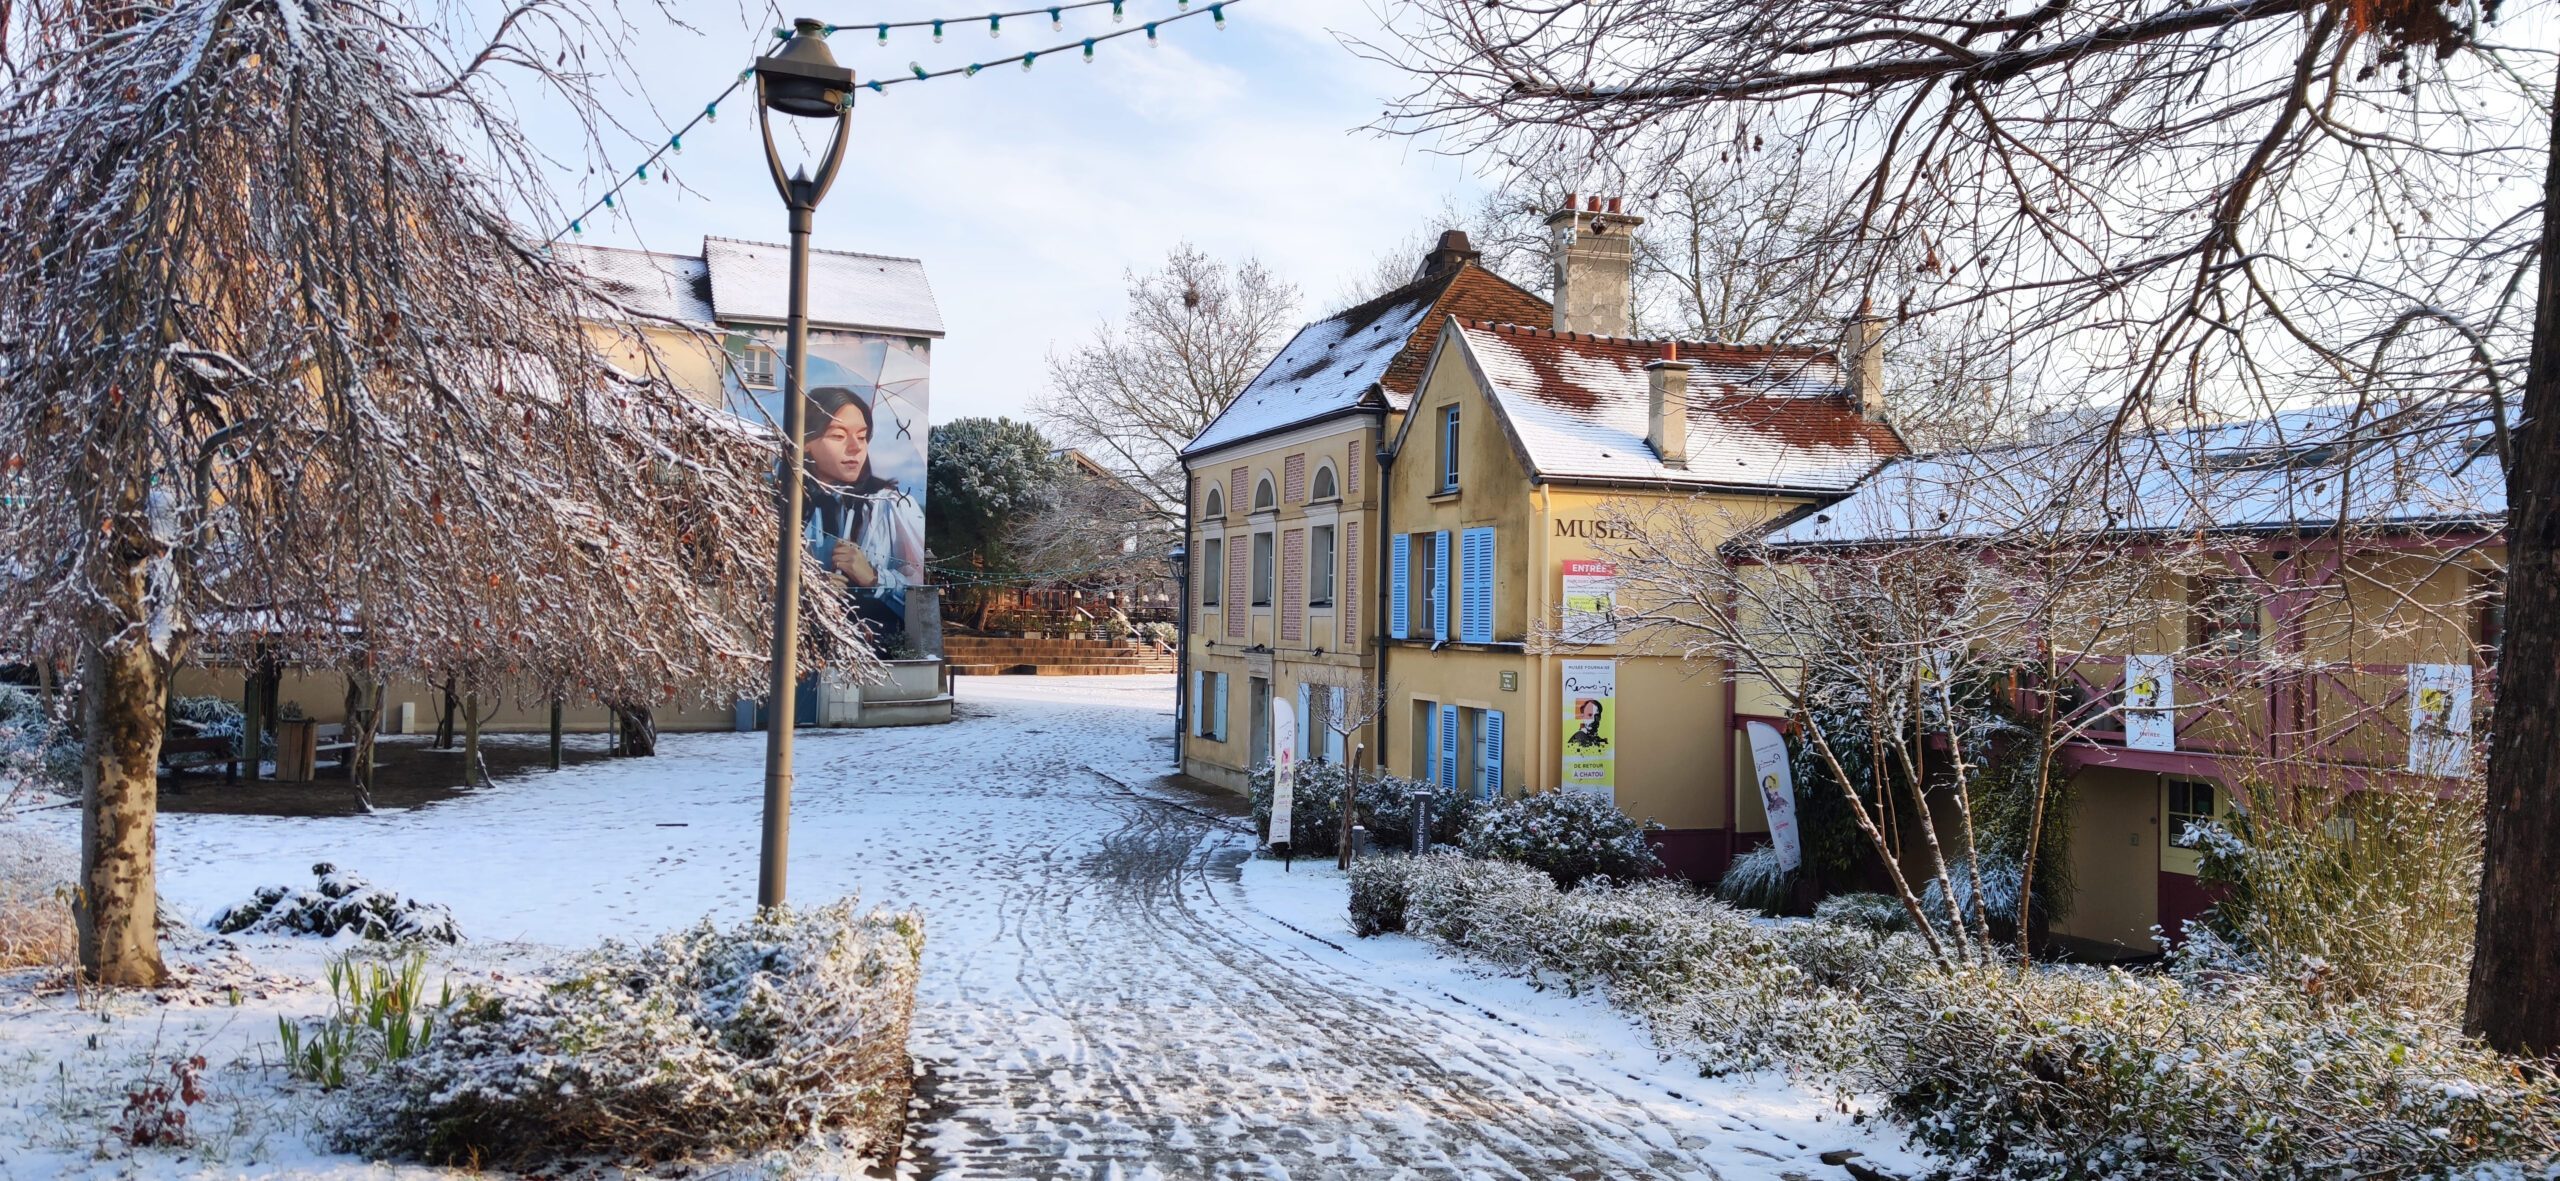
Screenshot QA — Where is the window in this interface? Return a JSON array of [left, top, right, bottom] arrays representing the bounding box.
[[1309, 524, 1336, 607], [1410, 699, 1439, 780], [1249, 677, 1273, 768], [1253, 477, 1276, 513], [1192, 671, 1230, 741], [1438, 404, 1462, 491], [1251, 531, 1274, 607], [739, 344, 778, 389], [1412, 533, 1440, 637], [2187, 576, 2260, 654], [1310, 464, 1339, 502], [1204, 485, 1224, 519], [2166, 780, 2220, 848], [1389, 533, 1411, 639], [1458, 527, 1494, 643], [1200, 537, 1224, 609]]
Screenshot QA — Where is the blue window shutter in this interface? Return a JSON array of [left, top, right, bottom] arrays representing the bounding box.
[[1438, 703, 1459, 791], [1296, 682, 1312, 758], [1480, 709, 1504, 800], [1189, 670, 1203, 737], [1432, 531, 1451, 641], [1326, 686, 1347, 765], [1211, 674, 1228, 741], [1389, 534, 1411, 639], [1460, 527, 1494, 643]]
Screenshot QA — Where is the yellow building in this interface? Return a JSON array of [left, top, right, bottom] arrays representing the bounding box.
[[1177, 233, 1548, 791]]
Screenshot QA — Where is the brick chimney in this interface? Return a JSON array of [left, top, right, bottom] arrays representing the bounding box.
[[1416, 229, 1482, 280], [1645, 342, 1692, 468], [1843, 301, 1887, 421], [1546, 194, 1642, 336]]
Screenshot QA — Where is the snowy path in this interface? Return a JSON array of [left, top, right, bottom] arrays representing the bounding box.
[[16, 675, 1914, 1180]]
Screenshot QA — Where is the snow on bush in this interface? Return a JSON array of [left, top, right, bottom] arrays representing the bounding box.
[[1714, 843, 1795, 915], [1874, 967, 2560, 1179], [0, 684, 79, 797], [1812, 892, 1912, 935], [1460, 789, 1662, 888], [0, 821, 74, 969], [1917, 852, 2032, 940], [1248, 761, 1350, 852], [1356, 770, 1477, 852], [339, 899, 923, 1170], [211, 863, 461, 944]]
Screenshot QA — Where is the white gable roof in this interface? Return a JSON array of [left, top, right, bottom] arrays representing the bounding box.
[[556, 244, 715, 325], [701, 236, 944, 338]]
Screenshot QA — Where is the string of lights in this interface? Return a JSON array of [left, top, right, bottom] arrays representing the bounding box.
[[547, 0, 1240, 243]]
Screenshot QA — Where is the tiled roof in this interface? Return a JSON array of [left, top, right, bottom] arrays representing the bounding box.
[[1453, 321, 1905, 493], [1182, 261, 1549, 458], [1759, 401, 2506, 547], [700, 236, 945, 337], [556, 244, 716, 325]]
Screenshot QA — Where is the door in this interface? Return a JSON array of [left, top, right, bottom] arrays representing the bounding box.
[[1249, 677, 1273, 769]]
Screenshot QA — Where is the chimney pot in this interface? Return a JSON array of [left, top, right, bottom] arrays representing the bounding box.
[[1844, 309, 1888, 421], [1607, 196, 1622, 214], [1546, 196, 1645, 336], [1645, 351, 1695, 469], [1586, 194, 1601, 212]]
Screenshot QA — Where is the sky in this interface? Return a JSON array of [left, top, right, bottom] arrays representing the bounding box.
[[515, 0, 1498, 427]]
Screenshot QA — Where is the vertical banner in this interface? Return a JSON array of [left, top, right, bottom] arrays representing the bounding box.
[[1560, 660, 1617, 796], [1560, 560, 1620, 645], [2407, 663, 2474, 777], [2123, 654, 2176, 752], [1744, 721, 1802, 872], [1269, 698, 1298, 847]]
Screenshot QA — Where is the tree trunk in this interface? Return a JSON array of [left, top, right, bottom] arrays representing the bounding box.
[[462, 688, 483, 788], [435, 677, 458, 750], [2466, 70, 2560, 1056], [613, 703, 657, 758], [548, 697, 564, 771], [76, 635, 168, 987]]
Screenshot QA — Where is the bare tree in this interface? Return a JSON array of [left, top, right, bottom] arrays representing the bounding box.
[[0, 0, 867, 985], [1299, 666, 1392, 870], [1039, 244, 1300, 516], [1373, 0, 2553, 1047], [1000, 456, 1175, 610]]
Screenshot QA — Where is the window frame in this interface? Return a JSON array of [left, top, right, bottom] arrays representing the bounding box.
[[1199, 534, 1224, 609], [1250, 529, 1275, 608], [1204, 485, 1225, 520], [1309, 462, 1340, 503], [1308, 523, 1337, 609], [1252, 476, 1277, 514], [1437, 404, 1462, 492], [739, 343, 779, 390]]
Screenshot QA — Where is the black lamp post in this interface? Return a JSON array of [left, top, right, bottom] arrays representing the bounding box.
[[754, 18, 855, 911], [1168, 541, 1188, 772]]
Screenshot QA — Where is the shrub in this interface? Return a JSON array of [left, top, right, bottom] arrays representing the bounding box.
[[1347, 852, 1425, 936], [1916, 852, 2032, 943], [1713, 844, 1796, 915], [1248, 760, 1351, 853], [1356, 769, 1477, 852], [341, 899, 923, 1169], [280, 950, 447, 1089], [1812, 891, 1911, 936], [1460, 789, 1661, 888], [1875, 968, 2560, 1179], [168, 694, 244, 732], [0, 685, 78, 799], [212, 863, 462, 943], [0, 823, 74, 970]]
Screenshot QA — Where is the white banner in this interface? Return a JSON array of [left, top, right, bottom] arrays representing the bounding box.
[[1269, 698, 1297, 847], [1744, 721, 1802, 872], [2124, 654, 2176, 752], [2408, 663, 2474, 778], [1561, 560, 1620, 645]]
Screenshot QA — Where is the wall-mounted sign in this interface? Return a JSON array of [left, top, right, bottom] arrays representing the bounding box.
[[2408, 663, 2474, 778], [1561, 560, 1620, 645], [1560, 660, 1617, 796], [2124, 654, 2175, 752], [1499, 670, 1518, 692], [1744, 721, 1801, 872]]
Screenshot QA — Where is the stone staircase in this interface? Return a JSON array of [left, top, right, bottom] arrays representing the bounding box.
[[945, 634, 1178, 677]]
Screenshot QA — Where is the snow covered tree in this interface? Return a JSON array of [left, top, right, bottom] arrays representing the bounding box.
[[0, 0, 867, 985]]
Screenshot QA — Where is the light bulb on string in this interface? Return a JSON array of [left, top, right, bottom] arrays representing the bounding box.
[[988, 12, 1001, 36], [670, 133, 682, 153], [602, 192, 615, 208], [1110, 0, 1123, 20], [877, 22, 889, 44], [635, 163, 648, 182], [703, 101, 718, 122], [867, 79, 886, 92], [1211, 3, 1224, 28], [910, 61, 929, 79], [932, 19, 943, 41], [964, 62, 981, 76], [570, 219, 584, 236], [1049, 7, 1063, 29], [1082, 37, 1096, 61], [1021, 50, 1036, 69], [1145, 20, 1158, 44]]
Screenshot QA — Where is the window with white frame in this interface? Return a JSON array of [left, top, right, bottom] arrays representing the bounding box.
[[1309, 524, 1336, 608], [1253, 476, 1276, 513], [1250, 531, 1274, 607], [739, 343, 778, 389], [1310, 464, 1339, 502], [1200, 536, 1224, 610], [1438, 404, 1462, 491]]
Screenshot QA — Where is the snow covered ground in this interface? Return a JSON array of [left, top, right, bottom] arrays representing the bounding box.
[[2, 674, 1922, 1179]]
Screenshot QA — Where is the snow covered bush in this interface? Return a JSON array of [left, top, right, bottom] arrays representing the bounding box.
[[1874, 967, 2560, 1179], [0, 822, 74, 969], [1713, 844, 1795, 915], [340, 899, 923, 1170], [0, 684, 78, 798], [1460, 789, 1662, 888], [211, 864, 461, 944], [1812, 892, 1912, 936], [1356, 770, 1477, 852], [1248, 761, 1350, 852], [1917, 852, 2032, 942]]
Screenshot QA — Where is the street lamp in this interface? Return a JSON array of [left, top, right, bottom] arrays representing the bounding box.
[[754, 17, 855, 911], [1168, 541, 1188, 772]]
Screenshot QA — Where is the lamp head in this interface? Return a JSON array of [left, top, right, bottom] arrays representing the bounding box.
[[756, 19, 854, 118]]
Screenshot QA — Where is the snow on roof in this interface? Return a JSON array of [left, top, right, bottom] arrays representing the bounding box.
[[700, 236, 944, 338], [1182, 263, 1549, 458], [1454, 321, 1905, 493], [1759, 401, 2507, 548], [556, 243, 715, 325]]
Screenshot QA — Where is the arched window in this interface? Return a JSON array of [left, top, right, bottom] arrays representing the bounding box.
[[1204, 485, 1225, 519], [1310, 463, 1339, 502], [1252, 476, 1276, 513]]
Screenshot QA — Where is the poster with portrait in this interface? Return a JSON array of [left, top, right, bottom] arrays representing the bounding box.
[[1269, 698, 1298, 847], [1743, 721, 1802, 872], [2407, 663, 2474, 778], [1560, 560, 1620, 645], [1560, 660, 1617, 796], [731, 329, 932, 647], [2123, 654, 2176, 752]]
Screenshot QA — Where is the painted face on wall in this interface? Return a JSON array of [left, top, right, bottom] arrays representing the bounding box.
[[807, 402, 871, 486]]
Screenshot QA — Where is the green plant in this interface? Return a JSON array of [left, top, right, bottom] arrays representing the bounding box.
[[1460, 790, 1662, 888], [1247, 761, 1351, 853], [1714, 844, 1796, 915], [281, 950, 447, 1090]]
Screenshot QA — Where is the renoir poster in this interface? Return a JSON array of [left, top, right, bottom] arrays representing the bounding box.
[[731, 329, 931, 645], [2407, 663, 2474, 778], [1269, 697, 1298, 847], [1744, 721, 1802, 872], [1560, 560, 1619, 645], [2123, 654, 2176, 752], [1560, 660, 1617, 796]]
